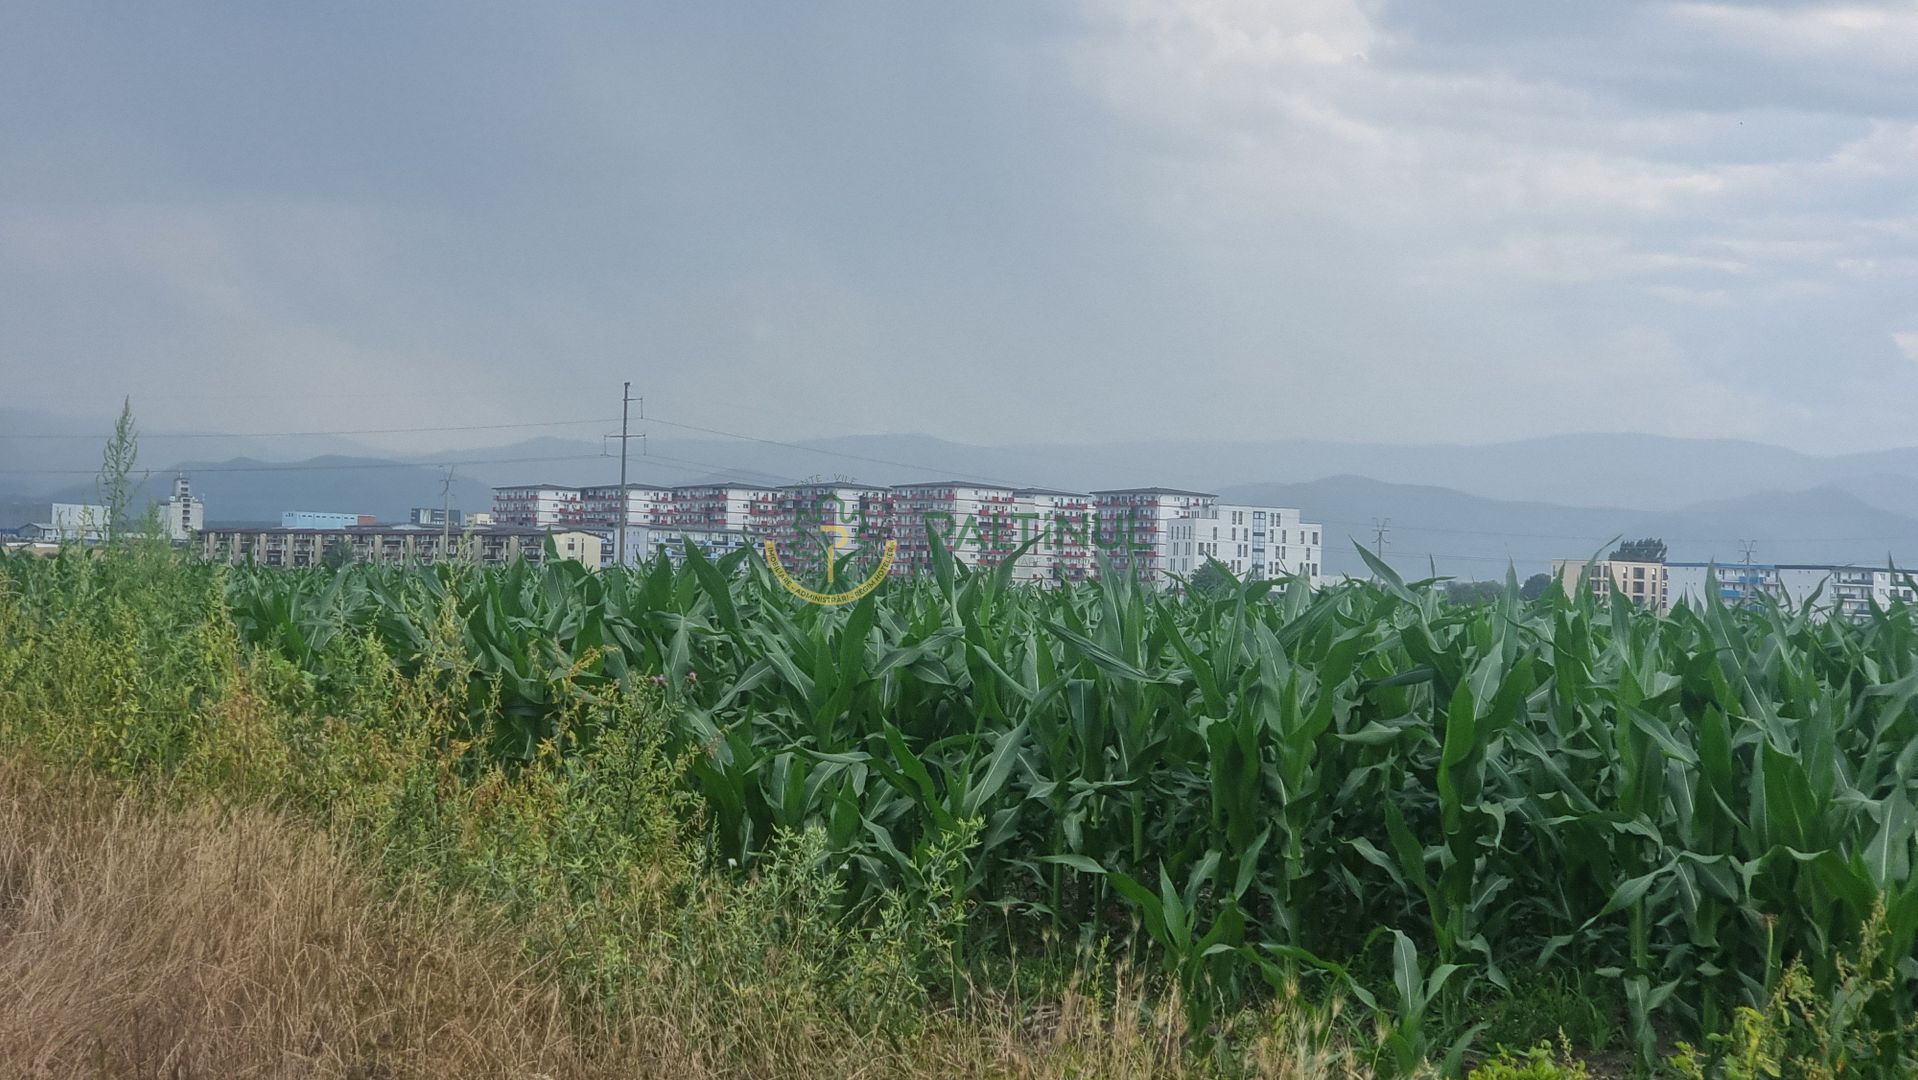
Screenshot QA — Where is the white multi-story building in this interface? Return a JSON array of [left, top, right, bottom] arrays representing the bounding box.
[[613, 525, 755, 568], [769, 483, 888, 578], [491, 485, 581, 528], [669, 483, 781, 533], [1167, 504, 1323, 587], [1011, 488, 1095, 585], [884, 481, 1022, 577], [1090, 488, 1218, 588], [163, 474, 204, 542], [578, 482, 676, 529], [1667, 562, 1918, 622]]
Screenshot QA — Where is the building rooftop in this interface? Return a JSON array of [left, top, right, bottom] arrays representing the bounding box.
[[490, 483, 580, 492], [203, 523, 565, 538], [670, 481, 777, 492], [1089, 486, 1218, 497], [1013, 486, 1090, 497], [888, 480, 1020, 491]]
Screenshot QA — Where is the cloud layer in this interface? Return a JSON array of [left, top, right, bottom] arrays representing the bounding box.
[[2, 2, 1913, 453]]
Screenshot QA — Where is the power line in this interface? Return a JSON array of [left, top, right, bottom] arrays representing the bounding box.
[[0, 416, 619, 441], [7, 453, 610, 478]]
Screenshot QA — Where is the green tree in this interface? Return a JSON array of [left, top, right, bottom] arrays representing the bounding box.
[[1520, 572, 1553, 601], [1608, 537, 1667, 563], [1443, 580, 1503, 606], [1188, 557, 1238, 598], [95, 397, 143, 543]]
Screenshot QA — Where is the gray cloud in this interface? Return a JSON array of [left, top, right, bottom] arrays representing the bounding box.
[[1, 2, 1913, 454]]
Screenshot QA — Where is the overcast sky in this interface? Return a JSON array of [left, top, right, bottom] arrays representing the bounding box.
[[2, 2, 1915, 454]]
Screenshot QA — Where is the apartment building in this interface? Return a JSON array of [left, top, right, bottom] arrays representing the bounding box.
[[1012, 488, 1095, 585], [491, 485, 581, 528], [616, 524, 755, 569], [884, 481, 1021, 577], [670, 483, 782, 533], [769, 483, 888, 578], [1667, 562, 1918, 622], [578, 482, 676, 529], [1091, 488, 1218, 588], [164, 474, 205, 542], [201, 524, 601, 569], [1554, 559, 1670, 611], [1167, 504, 1323, 587]]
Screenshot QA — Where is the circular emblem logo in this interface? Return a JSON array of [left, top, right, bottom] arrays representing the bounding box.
[[764, 536, 897, 605]]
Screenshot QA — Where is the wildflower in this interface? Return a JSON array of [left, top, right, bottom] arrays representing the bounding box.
[[650, 674, 667, 686], [686, 670, 698, 683]]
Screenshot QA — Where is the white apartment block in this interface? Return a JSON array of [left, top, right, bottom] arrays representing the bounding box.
[[491, 484, 581, 528], [670, 483, 781, 533], [884, 481, 1022, 577], [163, 474, 204, 542], [772, 483, 888, 578], [1010, 488, 1095, 585], [482, 475, 1333, 595], [578, 482, 676, 529], [613, 525, 755, 568], [1667, 563, 1918, 622], [1090, 488, 1218, 588], [1167, 504, 1323, 587]]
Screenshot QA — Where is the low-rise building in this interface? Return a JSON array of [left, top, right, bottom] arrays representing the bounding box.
[[1668, 562, 1918, 622], [201, 524, 602, 569], [49, 503, 110, 543], [610, 525, 755, 568], [409, 507, 469, 528], [281, 511, 375, 530]]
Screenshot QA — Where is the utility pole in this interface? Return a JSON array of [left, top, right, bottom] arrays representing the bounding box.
[[1371, 517, 1391, 559], [440, 466, 454, 560], [1738, 539, 1759, 607], [605, 383, 643, 569]]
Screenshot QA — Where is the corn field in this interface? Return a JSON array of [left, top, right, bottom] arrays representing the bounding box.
[[12, 540, 1918, 1065]]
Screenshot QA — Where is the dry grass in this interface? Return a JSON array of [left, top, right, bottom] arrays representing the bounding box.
[[0, 755, 598, 1079], [0, 754, 1380, 1080]]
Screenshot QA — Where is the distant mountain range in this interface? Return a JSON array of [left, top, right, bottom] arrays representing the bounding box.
[[5, 407, 1915, 579]]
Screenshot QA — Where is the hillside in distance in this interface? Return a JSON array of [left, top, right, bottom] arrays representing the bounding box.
[[17, 459, 496, 527], [443, 430, 1918, 521], [1223, 477, 1918, 581]]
